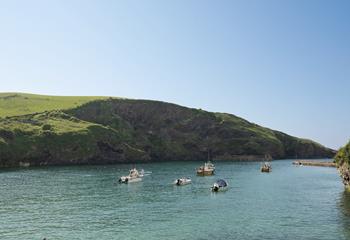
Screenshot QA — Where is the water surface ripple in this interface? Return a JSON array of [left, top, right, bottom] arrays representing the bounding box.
[[0, 160, 349, 240]]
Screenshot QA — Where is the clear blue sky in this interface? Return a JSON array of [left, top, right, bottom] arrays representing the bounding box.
[[0, 0, 349, 149]]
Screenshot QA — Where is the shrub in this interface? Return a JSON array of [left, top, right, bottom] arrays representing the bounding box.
[[42, 124, 52, 131]]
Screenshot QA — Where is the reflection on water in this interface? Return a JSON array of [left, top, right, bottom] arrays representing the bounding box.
[[339, 190, 350, 238]]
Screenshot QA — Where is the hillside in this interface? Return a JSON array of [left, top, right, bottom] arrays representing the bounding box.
[[0, 93, 108, 117], [0, 93, 335, 167], [335, 141, 350, 189]]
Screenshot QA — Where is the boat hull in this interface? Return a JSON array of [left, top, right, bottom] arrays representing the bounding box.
[[118, 176, 142, 184], [196, 170, 214, 176], [211, 186, 228, 192], [174, 178, 192, 186], [261, 167, 271, 173]]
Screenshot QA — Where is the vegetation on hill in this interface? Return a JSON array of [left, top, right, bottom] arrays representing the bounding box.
[[335, 141, 350, 188], [0, 93, 335, 167], [0, 111, 147, 167], [0, 93, 108, 117]]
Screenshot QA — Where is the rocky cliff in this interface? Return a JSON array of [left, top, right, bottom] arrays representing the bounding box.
[[335, 141, 350, 189]]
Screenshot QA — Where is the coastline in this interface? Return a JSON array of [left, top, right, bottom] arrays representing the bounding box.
[[0, 157, 336, 170], [293, 160, 336, 167]]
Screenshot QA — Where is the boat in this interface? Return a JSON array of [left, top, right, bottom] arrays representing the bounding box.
[[211, 179, 228, 192], [196, 161, 215, 176], [261, 162, 271, 172], [293, 161, 303, 166], [118, 168, 143, 183], [173, 177, 192, 186], [197, 146, 215, 176]]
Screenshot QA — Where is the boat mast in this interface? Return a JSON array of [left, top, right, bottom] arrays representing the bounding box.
[[206, 135, 211, 162]]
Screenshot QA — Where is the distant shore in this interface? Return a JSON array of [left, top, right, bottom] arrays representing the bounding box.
[[293, 160, 336, 167]]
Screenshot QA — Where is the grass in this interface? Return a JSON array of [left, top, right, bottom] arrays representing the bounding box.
[[0, 110, 147, 167], [0, 92, 110, 117]]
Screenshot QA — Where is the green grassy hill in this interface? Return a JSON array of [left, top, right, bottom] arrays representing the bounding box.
[[0, 93, 108, 117], [0, 93, 335, 167], [0, 111, 146, 167]]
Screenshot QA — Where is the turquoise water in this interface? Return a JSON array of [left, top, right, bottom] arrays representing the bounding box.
[[1, 160, 349, 240]]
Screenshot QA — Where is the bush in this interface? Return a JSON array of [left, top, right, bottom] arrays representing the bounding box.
[[335, 141, 350, 165], [42, 124, 52, 131]]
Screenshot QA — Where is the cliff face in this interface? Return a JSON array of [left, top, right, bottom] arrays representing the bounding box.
[[335, 141, 350, 189], [0, 97, 335, 167], [67, 99, 334, 160]]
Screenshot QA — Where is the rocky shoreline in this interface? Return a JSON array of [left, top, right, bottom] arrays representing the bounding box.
[[334, 141, 350, 189], [337, 161, 350, 189], [292, 160, 336, 167]]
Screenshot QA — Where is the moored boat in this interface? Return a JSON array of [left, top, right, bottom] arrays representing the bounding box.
[[196, 161, 215, 176], [118, 168, 143, 183], [173, 177, 192, 186], [293, 161, 303, 166], [261, 162, 271, 172], [211, 179, 228, 192]]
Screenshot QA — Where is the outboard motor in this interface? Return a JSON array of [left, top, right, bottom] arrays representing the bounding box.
[[212, 183, 219, 192], [119, 176, 128, 183]]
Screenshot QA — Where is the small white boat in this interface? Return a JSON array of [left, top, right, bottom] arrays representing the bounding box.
[[211, 179, 228, 192], [293, 161, 303, 167], [118, 168, 143, 183], [174, 177, 192, 186]]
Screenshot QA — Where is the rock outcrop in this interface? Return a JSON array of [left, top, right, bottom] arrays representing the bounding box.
[[335, 141, 350, 189]]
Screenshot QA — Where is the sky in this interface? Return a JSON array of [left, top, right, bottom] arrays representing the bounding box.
[[0, 0, 349, 149]]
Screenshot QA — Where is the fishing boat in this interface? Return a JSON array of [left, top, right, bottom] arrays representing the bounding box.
[[261, 162, 271, 172], [196, 161, 215, 176], [118, 168, 143, 183], [197, 142, 215, 176], [211, 179, 228, 192], [173, 177, 192, 186]]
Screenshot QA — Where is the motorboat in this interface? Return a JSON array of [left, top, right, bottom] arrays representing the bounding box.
[[261, 162, 271, 172], [293, 161, 303, 166], [211, 179, 228, 192], [173, 177, 192, 186], [118, 168, 143, 183], [196, 161, 215, 176]]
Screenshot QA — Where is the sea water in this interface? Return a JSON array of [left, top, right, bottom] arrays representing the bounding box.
[[0, 160, 349, 240]]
